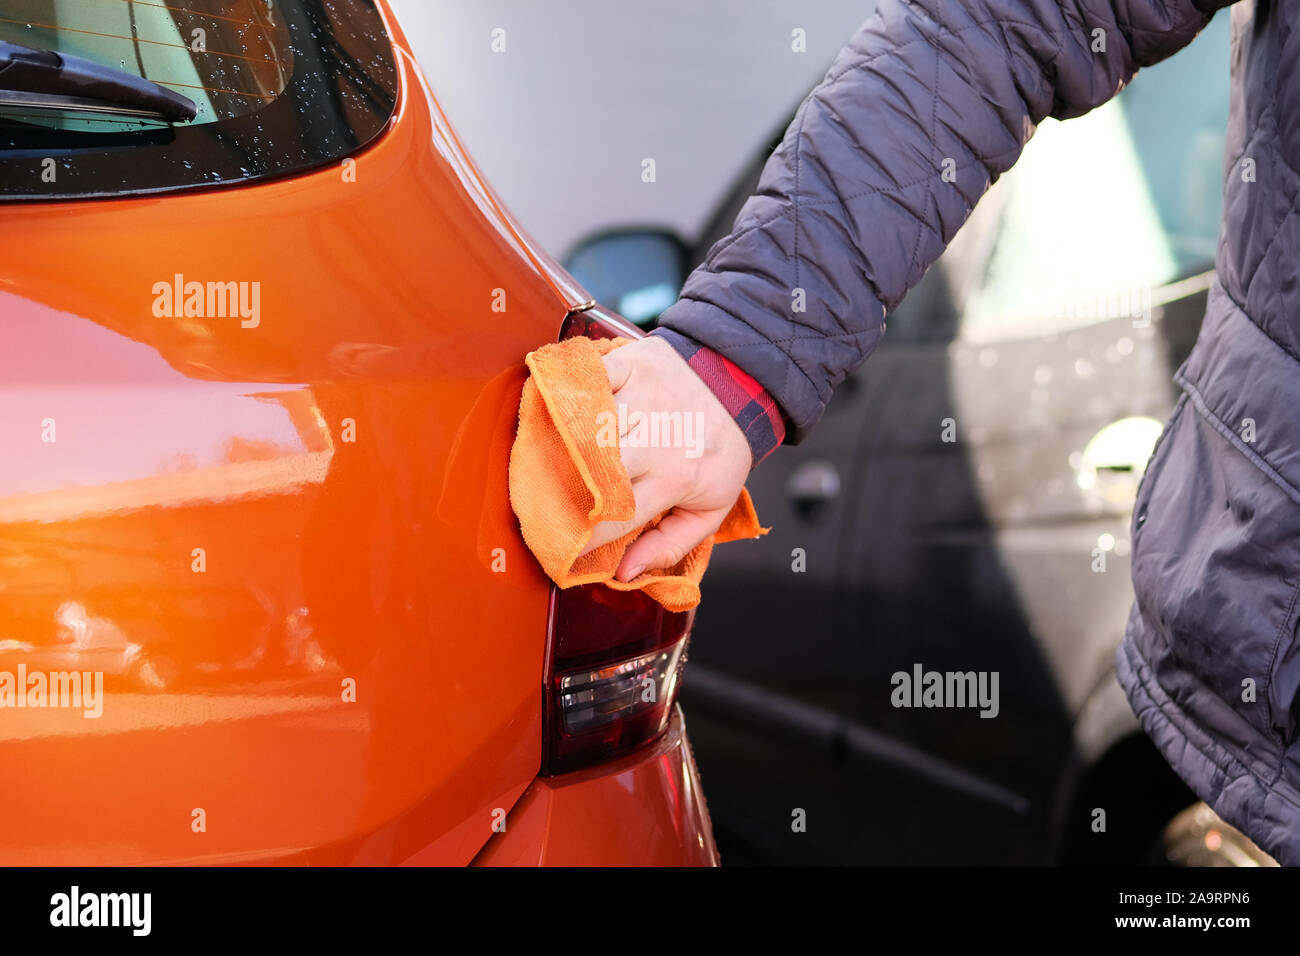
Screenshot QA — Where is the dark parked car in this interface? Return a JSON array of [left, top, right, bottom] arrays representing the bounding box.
[[562, 13, 1269, 865]]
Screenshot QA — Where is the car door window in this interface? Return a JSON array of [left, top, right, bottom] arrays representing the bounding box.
[[958, 13, 1230, 345]]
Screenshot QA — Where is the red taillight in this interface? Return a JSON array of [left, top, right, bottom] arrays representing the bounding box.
[[559, 304, 643, 343], [543, 583, 693, 775], [541, 304, 692, 775]]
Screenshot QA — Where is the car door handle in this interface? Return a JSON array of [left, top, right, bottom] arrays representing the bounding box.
[[786, 459, 841, 520], [1075, 416, 1164, 506]]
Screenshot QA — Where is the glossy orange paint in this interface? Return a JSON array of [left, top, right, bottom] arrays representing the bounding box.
[[0, 2, 713, 866], [469, 708, 720, 867]]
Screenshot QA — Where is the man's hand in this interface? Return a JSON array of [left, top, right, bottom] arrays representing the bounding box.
[[579, 335, 751, 580]]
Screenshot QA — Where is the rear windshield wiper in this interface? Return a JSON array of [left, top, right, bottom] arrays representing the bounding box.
[[0, 40, 196, 123]]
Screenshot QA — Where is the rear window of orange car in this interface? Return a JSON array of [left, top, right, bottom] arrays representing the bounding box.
[[0, 0, 397, 199]]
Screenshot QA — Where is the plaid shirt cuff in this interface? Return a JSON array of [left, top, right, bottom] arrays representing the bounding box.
[[651, 327, 786, 468]]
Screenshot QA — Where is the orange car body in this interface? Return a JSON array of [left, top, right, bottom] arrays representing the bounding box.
[[0, 3, 717, 866]]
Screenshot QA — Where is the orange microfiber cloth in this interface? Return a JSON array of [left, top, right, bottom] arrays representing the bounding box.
[[509, 336, 766, 612]]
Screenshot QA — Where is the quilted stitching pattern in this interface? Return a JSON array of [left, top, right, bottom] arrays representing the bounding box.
[[657, 0, 1223, 440]]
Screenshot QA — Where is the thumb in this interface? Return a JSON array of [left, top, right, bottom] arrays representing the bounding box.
[[601, 346, 634, 393], [615, 508, 721, 582]]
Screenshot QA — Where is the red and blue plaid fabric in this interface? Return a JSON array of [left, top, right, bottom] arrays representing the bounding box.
[[652, 328, 786, 468]]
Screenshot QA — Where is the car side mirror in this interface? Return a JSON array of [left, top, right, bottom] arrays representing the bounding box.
[[563, 229, 690, 327]]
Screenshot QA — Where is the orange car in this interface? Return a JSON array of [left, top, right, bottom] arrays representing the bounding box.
[[0, 0, 717, 865]]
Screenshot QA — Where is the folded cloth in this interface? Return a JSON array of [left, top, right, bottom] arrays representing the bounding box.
[[509, 335, 766, 612]]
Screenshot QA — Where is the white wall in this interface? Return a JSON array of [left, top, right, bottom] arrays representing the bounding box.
[[389, 0, 875, 259]]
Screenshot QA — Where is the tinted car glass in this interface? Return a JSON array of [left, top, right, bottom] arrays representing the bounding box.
[[0, 0, 397, 199]]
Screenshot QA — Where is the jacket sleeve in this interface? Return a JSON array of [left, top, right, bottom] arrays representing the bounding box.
[[656, 0, 1233, 441]]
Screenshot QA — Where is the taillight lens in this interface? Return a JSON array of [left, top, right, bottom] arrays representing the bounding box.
[[541, 304, 693, 775], [559, 304, 643, 343], [543, 583, 693, 775]]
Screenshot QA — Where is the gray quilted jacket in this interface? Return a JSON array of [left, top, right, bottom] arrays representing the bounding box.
[[660, 0, 1300, 864]]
